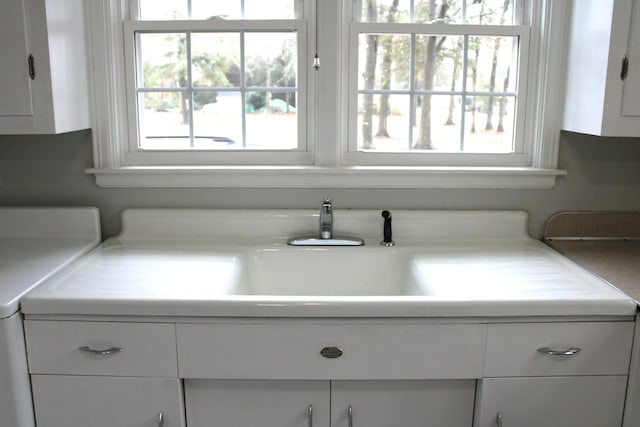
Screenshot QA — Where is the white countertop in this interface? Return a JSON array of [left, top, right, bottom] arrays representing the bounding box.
[[0, 208, 101, 318], [21, 209, 637, 318]]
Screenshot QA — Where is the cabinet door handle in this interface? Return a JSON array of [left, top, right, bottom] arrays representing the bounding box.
[[28, 54, 35, 79], [78, 345, 123, 355], [536, 346, 581, 356], [157, 412, 164, 427], [621, 55, 629, 80], [348, 405, 353, 427], [496, 412, 503, 427]]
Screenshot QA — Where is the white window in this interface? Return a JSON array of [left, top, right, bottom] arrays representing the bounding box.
[[122, 0, 310, 166], [86, 0, 568, 188], [346, 0, 529, 167]]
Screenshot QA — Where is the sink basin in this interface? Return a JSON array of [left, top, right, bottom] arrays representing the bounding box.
[[230, 245, 628, 300], [235, 248, 423, 296]]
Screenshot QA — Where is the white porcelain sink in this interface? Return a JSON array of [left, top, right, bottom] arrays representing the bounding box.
[[21, 209, 638, 318], [235, 248, 423, 296]]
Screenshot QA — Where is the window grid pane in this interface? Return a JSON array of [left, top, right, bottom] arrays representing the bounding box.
[[138, 0, 296, 20], [355, 27, 519, 154], [360, 0, 516, 25], [135, 30, 298, 151]]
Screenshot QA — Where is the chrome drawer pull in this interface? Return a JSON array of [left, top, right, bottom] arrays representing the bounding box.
[[496, 412, 503, 427], [308, 405, 313, 427], [157, 412, 164, 427], [78, 345, 123, 355], [320, 346, 343, 359], [537, 346, 581, 356], [348, 405, 353, 427]]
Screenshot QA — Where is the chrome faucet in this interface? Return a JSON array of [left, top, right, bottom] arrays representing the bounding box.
[[320, 198, 333, 239], [287, 198, 364, 246]]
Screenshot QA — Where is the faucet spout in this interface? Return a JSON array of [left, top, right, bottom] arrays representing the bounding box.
[[287, 198, 363, 246], [320, 198, 333, 239]]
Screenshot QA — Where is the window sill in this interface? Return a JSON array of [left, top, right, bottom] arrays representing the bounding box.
[[87, 166, 566, 189]]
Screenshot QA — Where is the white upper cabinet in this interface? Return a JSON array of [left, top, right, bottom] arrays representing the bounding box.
[[563, 0, 640, 136], [0, 0, 90, 134]]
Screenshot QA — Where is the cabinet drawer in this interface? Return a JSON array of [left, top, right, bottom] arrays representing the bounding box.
[[25, 321, 178, 376], [484, 322, 634, 377], [177, 322, 486, 379]]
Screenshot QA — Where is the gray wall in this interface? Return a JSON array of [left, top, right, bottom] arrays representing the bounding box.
[[1, 129, 640, 239]]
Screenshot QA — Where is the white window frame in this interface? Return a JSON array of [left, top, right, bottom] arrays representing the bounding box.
[[122, 19, 310, 166], [344, 22, 530, 167], [86, 0, 568, 188]]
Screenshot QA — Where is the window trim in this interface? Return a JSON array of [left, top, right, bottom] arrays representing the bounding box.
[[85, 0, 567, 188]]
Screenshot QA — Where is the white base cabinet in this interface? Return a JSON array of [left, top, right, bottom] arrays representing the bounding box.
[[30, 375, 185, 427], [185, 380, 475, 427], [474, 376, 628, 427], [23, 319, 635, 427]]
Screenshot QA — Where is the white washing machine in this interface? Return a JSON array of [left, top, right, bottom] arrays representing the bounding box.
[[0, 208, 100, 427]]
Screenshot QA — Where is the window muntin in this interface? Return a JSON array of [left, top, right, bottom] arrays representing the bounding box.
[[348, 0, 528, 165]]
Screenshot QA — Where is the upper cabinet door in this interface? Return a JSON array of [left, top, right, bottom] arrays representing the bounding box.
[[0, 0, 33, 117], [622, 0, 640, 116], [0, 0, 90, 134], [563, 0, 640, 137]]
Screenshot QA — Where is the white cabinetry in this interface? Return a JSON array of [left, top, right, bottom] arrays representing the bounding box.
[[474, 376, 627, 427], [185, 380, 475, 427], [23, 319, 634, 427], [24, 320, 184, 427], [331, 380, 474, 427], [179, 322, 483, 427], [563, 0, 640, 136], [0, 0, 90, 134], [176, 322, 486, 379], [474, 322, 634, 427], [31, 376, 184, 427], [185, 380, 331, 427]]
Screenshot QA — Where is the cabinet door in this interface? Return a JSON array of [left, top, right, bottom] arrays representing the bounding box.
[[185, 380, 331, 427], [331, 380, 475, 427], [0, 0, 90, 134], [563, 0, 640, 136], [31, 375, 185, 427], [0, 0, 33, 116], [474, 376, 627, 427]]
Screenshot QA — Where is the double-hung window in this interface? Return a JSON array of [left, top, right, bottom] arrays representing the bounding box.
[[123, 0, 309, 166], [346, 0, 529, 166], [87, 0, 568, 187]]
